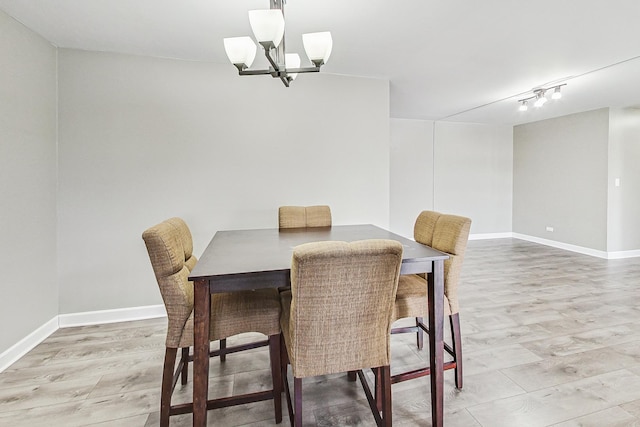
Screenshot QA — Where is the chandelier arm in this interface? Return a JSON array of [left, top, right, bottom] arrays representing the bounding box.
[[279, 75, 290, 87], [238, 69, 273, 76], [283, 66, 321, 74], [260, 43, 281, 73]]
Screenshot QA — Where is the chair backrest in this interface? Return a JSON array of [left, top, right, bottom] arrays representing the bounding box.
[[279, 205, 332, 229], [142, 217, 197, 347], [413, 210, 441, 246], [428, 213, 471, 315], [288, 239, 403, 378]]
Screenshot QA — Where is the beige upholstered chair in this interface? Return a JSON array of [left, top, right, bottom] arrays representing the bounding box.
[[391, 210, 440, 350], [391, 211, 471, 389], [142, 217, 283, 426], [278, 205, 332, 229], [280, 239, 403, 427]]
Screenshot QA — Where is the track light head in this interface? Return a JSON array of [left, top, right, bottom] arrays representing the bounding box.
[[534, 90, 547, 107]]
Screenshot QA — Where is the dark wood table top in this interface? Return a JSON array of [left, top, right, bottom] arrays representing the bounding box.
[[189, 224, 448, 280]]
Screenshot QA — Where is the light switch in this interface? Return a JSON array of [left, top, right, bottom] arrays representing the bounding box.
[[615, 178, 620, 187]]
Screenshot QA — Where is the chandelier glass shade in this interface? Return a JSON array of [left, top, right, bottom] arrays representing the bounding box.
[[248, 9, 285, 48], [223, 37, 257, 69], [223, 0, 333, 87], [285, 53, 301, 80], [303, 32, 333, 66]]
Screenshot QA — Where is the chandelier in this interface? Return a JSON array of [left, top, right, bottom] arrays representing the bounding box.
[[223, 0, 333, 87], [518, 84, 566, 111]]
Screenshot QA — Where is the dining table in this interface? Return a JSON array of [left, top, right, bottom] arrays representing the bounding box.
[[188, 224, 449, 426]]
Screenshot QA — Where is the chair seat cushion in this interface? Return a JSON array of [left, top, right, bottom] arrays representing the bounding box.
[[178, 288, 281, 348], [392, 274, 451, 323]]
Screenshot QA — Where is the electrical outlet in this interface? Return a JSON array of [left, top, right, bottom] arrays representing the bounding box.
[[546, 226, 554, 232]]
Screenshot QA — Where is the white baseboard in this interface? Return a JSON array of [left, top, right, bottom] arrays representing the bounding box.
[[512, 233, 609, 259], [0, 316, 58, 373], [469, 232, 513, 240], [58, 304, 166, 328], [604, 249, 640, 259], [470, 232, 640, 259], [0, 305, 167, 373]]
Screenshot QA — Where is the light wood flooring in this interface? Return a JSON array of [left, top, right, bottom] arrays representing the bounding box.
[[2, 238, 640, 426]]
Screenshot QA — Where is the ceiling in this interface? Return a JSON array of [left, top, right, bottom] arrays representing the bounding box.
[[2, 0, 640, 125]]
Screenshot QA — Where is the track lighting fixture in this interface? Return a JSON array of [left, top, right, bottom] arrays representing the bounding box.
[[518, 84, 566, 111]]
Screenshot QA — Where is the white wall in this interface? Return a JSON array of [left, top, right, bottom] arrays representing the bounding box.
[[0, 11, 58, 352], [56, 49, 390, 314], [513, 108, 610, 251], [608, 108, 640, 252], [390, 119, 513, 238], [390, 119, 434, 238]]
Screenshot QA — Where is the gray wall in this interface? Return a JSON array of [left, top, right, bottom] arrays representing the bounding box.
[[513, 108, 610, 250], [56, 49, 390, 314], [0, 12, 58, 351], [608, 108, 640, 252], [433, 121, 513, 234], [390, 119, 513, 238]]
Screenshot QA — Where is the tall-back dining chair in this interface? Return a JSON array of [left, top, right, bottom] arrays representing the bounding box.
[[278, 205, 332, 229], [142, 217, 283, 426], [280, 239, 403, 427], [391, 211, 471, 389], [391, 211, 442, 350]]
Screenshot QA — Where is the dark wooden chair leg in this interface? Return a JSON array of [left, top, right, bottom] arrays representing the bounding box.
[[374, 368, 382, 412], [450, 313, 463, 389], [380, 365, 392, 427], [347, 371, 357, 382], [416, 316, 424, 350], [180, 347, 189, 385], [294, 377, 303, 427], [283, 367, 294, 426], [220, 338, 227, 362], [280, 333, 288, 391], [160, 348, 177, 427], [281, 334, 294, 426], [269, 335, 283, 423]]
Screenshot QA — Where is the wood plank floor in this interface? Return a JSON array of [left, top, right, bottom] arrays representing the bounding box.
[[2, 238, 640, 426]]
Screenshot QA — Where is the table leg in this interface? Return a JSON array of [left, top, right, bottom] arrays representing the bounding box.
[[193, 279, 211, 427], [427, 260, 444, 427]]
